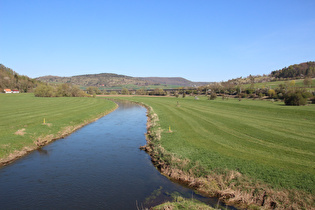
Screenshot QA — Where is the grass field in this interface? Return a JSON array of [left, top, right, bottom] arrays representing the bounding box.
[[243, 78, 315, 90], [0, 93, 116, 162], [108, 95, 315, 207]]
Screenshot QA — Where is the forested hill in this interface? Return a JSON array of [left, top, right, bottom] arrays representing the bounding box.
[[36, 74, 209, 88], [0, 64, 39, 92], [271, 61, 315, 79]]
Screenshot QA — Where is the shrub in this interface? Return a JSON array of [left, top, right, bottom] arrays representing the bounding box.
[[149, 88, 166, 96], [121, 88, 130, 95], [136, 88, 147, 95], [268, 89, 276, 98], [277, 93, 284, 99], [35, 84, 87, 97], [284, 90, 307, 106], [302, 91, 312, 99], [34, 84, 55, 97], [208, 93, 217, 100]]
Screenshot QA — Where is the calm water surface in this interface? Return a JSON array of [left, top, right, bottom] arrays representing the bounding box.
[[0, 101, 233, 209]]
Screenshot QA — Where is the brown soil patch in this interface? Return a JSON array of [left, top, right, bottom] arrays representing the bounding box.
[[14, 128, 26, 136], [43, 123, 52, 127], [0, 144, 10, 149]]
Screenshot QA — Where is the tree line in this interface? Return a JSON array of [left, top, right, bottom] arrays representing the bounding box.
[[271, 61, 315, 79], [34, 83, 88, 97]]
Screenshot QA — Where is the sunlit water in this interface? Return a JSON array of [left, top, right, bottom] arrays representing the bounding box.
[[0, 101, 234, 209]]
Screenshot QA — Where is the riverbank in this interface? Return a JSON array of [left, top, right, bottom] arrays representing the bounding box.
[[0, 94, 117, 167], [105, 96, 315, 209]]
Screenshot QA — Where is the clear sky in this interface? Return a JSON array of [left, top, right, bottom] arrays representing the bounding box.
[[1, 0, 314, 82]]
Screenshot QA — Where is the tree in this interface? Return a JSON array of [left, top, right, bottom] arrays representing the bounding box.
[[56, 84, 72, 97], [208, 92, 217, 100], [268, 89, 276, 98], [34, 84, 55, 97], [136, 88, 147, 95], [303, 77, 312, 88], [86, 86, 99, 95], [110, 91, 118, 95], [284, 90, 308, 106], [121, 88, 130, 95], [289, 80, 296, 87], [150, 88, 166, 96]]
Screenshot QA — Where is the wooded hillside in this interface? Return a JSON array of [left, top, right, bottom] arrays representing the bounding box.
[[271, 61, 315, 79], [36, 74, 209, 88], [138, 77, 210, 87], [0, 64, 39, 92], [36, 73, 150, 87]]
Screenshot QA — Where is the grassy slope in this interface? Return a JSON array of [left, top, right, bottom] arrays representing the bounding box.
[[152, 196, 215, 210], [115, 96, 315, 194], [0, 93, 116, 160], [244, 78, 315, 89]]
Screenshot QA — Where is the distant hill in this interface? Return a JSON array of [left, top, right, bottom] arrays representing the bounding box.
[[138, 77, 210, 87], [0, 64, 40, 92], [36, 73, 210, 88], [36, 73, 150, 88], [216, 61, 315, 87]]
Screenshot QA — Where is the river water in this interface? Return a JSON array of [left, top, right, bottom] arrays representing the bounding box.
[[0, 101, 233, 209]]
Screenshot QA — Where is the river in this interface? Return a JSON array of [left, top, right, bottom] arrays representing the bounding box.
[[0, 101, 233, 209]]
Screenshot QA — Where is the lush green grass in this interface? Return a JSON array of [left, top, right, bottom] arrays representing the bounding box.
[[111, 96, 315, 194], [0, 93, 116, 159]]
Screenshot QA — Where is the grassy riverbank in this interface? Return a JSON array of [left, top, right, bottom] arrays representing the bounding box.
[[152, 196, 215, 210], [106, 96, 315, 209], [0, 93, 117, 165]]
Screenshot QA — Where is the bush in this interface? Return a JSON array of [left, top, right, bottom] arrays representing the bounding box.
[[208, 93, 217, 100], [34, 84, 55, 97], [302, 91, 312, 99], [35, 84, 87, 97], [149, 88, 166, 96], [136, 88, 147, 95], [277, 93, 284, 99], [268, 89, 276, 98], [121, 88, 130, 95], [284, 90, 307, 106]]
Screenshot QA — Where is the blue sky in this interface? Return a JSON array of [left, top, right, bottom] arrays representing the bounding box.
[[1, 0, 314, 82]]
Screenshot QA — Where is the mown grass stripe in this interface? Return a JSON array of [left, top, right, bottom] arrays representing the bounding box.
[[0, 94, 116, 160], [116, 96, 315, 193]]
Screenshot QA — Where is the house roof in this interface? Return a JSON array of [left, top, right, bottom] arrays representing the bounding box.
[[4, 89, 11, 91]]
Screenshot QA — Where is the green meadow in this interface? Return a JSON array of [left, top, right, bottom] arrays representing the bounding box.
[[244, 78, 315, 89], [112, 96, 315, 194], [0, 93, 116, 161]]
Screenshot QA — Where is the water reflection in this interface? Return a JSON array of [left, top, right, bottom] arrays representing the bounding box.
[[37, 148, 49, 156]]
